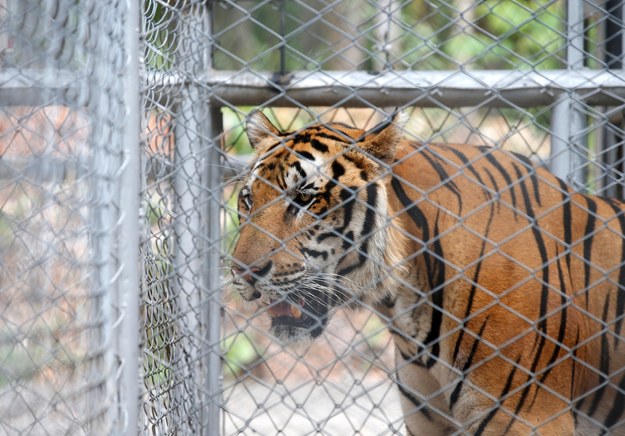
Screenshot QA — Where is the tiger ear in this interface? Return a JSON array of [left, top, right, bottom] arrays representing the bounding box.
[[358, 111, 408, 164], [246, 110, 281, 152]]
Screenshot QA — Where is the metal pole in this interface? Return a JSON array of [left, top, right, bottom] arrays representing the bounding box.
[[173, 4, 214, 433], [566, 0, 584, 69], [550, 0, 586, 188], [600, 0, 625, 198], [204, 107, 223, 436], [203, 4, 222, 434], [118, 0, 141, 433], [173, 81, 205, 432]]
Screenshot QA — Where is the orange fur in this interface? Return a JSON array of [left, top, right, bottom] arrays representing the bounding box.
[[232, 112, 625, 434]]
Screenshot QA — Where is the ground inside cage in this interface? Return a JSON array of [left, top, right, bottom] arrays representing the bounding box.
[[222, 303, 406, 434]]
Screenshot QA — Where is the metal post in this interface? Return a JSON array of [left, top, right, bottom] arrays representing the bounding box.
[[550, 0, 586, 189], [551, 94, 586, 189], [600, 0, 625, 198], [86, 2, 121, 432], [204, 107, 223, 436], [203, 5, 222, 434], [117, 0, 141, 433], [173, 83, 206, 432], [174, 4, 222, 435]]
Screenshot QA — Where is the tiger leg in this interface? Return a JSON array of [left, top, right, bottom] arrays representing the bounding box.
[[395, 349, 457, 435], [453, 367, 575, 435], [463, 407, 575, 435]]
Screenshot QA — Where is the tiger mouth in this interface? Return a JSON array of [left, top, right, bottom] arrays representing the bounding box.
[[265, 292, 330, 339]]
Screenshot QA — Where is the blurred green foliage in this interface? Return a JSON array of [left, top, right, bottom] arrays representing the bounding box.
[[144, 0, 567, 72], [212, 0, 566, 71], [222, 332, 261, 378]]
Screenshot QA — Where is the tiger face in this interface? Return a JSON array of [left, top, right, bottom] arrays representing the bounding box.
[[231, 111, 405, 342]]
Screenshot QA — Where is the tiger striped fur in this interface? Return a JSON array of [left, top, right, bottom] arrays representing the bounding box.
[[231, 110, 625, 435]]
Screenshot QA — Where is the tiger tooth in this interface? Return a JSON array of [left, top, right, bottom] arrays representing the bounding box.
[[290, 305, 302, 319]]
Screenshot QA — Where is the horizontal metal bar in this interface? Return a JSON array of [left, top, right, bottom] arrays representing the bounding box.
[[4, 68, 625, 108], [0, 69, 85, 106], [0, 155, 247, 183], [147, 69, 625, 108], [0, 157, 87, 183]]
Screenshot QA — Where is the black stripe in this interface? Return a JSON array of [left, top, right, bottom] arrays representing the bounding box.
[[301, 247, 328, 261], [517, 156, 542, 206], [336, 184, 377, 278], [587, 298, 611, 417], [310, 138, 329, 153], [399, 348, 426, 368], [324, 161, 345, 198], [421, 149, 463, 213], [425, 212, 445, 368], [483, 167, 500, 193], [450, 317, 490, 411], [511, 150, 533, 168], [483, 151, 519, 217], [316, 231, 337, 243], [604, 372, 625, 429], [582, 196, 598, 309], [475, 356, 522, 435], [571, 329, 580, 424], [603, 198, 625, 344], [361, 183, 377, 237], [395, 373, 433, 421], [342, 153, 366, 170], [263, 139, 284, 155], [317, 129, 354, 144], [510, 163, 551, 417], [483, 168, 502, 214], [508, 150, 542, 206], [391, 176, 429, 230], [529, 168, 542, 206], [296, 150, 315, 161], [274, 163, 287, 190], [391, 175, 445, 367], [291, 161, 307, 181], [441, 146, 492, 200], [536, 245, 568, 392], [337, 187, 357, 233], [452, 200, 495, 365], [557, 178, 573, 272]]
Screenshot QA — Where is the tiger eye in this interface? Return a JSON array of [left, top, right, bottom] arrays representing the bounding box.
[[296, 192, 313, 205]]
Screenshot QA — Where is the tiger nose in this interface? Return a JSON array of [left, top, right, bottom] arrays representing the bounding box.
[[232, 261, 272, 286]]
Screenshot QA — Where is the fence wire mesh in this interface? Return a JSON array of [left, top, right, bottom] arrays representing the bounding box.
[[140, 1, 625, 435], [0, 0, 136, 434], [3, 0, 625, 435]]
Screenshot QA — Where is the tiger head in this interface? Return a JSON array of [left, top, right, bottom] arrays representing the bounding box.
[[231, 111, 406, 342]]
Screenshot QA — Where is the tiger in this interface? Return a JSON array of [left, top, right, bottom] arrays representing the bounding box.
[[230, 109, 625, 435]]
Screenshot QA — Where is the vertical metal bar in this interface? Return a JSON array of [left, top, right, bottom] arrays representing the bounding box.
[[550, 0, 586, 189], [204, 107, 223, 436], [204, 5, 222, 435], [87, 2, 117, 432], [567, 0, 585, 69], [605, 0, 623, 69], [373, 0, 398, 72], [117, 0, 141, 433], [279, 0, 287, 75], [551, 95, 585, 189], [173, 83, 205, 431], [173, 4, 214, 433], [600, 0, 625, 197]]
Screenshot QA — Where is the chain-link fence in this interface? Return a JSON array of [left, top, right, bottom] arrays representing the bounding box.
[[0, 0, 140, 434], [3, 0, 625, 434]]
